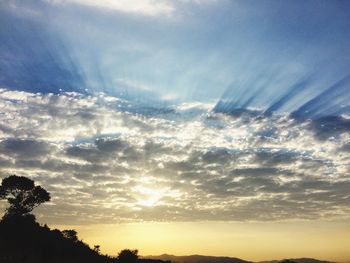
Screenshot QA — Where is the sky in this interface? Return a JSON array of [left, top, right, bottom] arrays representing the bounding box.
[[0, 0, 350, 261]]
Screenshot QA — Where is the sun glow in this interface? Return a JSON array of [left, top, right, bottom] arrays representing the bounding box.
[[133, 186, 164, 207]]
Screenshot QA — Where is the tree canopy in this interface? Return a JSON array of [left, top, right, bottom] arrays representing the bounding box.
[[62, 229, 79, 242], [117, 249, 139, 263], [0, 175, 50, 218]]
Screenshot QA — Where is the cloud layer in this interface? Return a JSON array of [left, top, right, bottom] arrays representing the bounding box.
[[0, 89, 349, 224]]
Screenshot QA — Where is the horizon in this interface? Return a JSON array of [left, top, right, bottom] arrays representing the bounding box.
[[1, 0, 350, 262], [49, 220, 350, 262]]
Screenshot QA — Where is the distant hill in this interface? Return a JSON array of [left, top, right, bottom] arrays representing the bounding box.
[[259, 259, 336, 263], [145, 255, 337, 263], [144, 254, 252, 263]]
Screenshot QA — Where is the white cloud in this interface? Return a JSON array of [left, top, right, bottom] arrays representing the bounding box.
[[0, 89, 350, 224], [46, 0, 218, 17], [53, 0, 175, 16]]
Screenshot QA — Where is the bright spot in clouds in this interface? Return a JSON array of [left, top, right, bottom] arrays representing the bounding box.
[[134, 186, 164, 207]]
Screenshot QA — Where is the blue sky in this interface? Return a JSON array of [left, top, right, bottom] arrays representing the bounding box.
[[1, 0, 350, 117]]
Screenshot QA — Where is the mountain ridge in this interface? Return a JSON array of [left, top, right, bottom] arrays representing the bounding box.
[[144, 254, 338, 263]]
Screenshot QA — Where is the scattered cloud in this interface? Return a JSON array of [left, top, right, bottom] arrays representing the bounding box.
[[46, 0, 217, 17], [0, 89, 349, 224], [49, 0, 175, 16]]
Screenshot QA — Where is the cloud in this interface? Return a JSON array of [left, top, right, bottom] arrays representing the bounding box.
[[48, 0, 216, 17], [50, 0, 175, 16], [0, 89, 349, 224], [0, 138, 52, 158]]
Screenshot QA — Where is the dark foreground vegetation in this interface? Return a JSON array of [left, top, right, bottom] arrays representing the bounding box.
[[0, 175, 171, 263], [0, 214, 115, 263], [0, 214, 173, 263]]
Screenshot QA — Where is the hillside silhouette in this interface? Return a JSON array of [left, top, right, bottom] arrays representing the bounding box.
[[0, 214, 115, 263], [0, 175, 170, 263], [0, 175, 113, 262]]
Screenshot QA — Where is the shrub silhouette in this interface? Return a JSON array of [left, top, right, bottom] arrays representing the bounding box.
[[62, 229, 79, 242], [117, 249, 139, 263], [0, 175, 50, 219], [94, 245, 101, 254]]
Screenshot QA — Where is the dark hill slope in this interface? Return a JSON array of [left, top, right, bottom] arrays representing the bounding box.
[[0, 215, 114, 263]]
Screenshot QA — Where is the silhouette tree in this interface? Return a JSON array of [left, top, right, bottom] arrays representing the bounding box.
[[0, 175, 50, 218], [62, 229, 79, 242], [94, 245, 101, 254], [117, 249, 139, 263]]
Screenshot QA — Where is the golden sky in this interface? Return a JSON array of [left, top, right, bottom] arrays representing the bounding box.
[[51, 219, 350, 262]]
